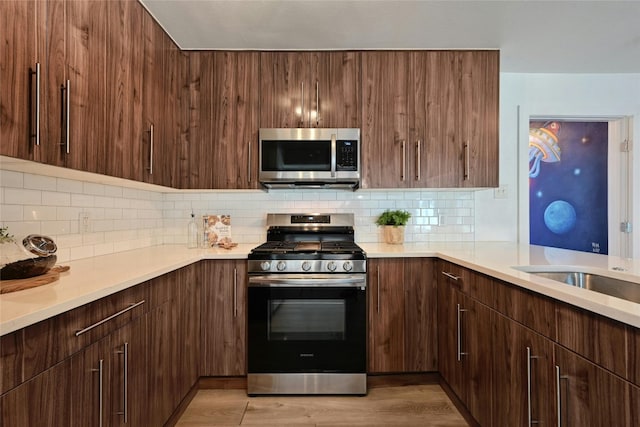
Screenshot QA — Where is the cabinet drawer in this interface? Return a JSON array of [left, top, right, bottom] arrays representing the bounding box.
[[556, 302, 627, 382], [22, 284, 149, 383], [493, 280, 556, 339], [0, 331, 23, 395], [438, 260, 493, 305]]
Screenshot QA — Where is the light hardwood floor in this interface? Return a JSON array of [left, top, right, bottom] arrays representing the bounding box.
[[176, 385, 468, 426]]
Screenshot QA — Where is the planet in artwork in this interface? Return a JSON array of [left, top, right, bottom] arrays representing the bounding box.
[[543, 200, 577, 234]]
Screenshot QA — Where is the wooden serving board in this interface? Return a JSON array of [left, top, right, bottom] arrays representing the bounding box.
[[0, 266, 70, 294]]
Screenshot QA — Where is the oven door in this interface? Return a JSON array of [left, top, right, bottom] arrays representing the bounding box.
[[247, 274, 366, 374]]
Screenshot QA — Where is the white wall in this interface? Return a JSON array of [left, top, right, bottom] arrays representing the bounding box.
[[475, 73, 640, 258]]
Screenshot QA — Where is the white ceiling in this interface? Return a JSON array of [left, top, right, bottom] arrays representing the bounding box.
[[139, 0, 640, 73]]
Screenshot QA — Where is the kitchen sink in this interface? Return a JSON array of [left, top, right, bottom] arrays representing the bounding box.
[[516, 268, 640, 304]]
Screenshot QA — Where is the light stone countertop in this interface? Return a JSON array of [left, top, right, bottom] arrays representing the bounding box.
[[2, 242, 640, 336]]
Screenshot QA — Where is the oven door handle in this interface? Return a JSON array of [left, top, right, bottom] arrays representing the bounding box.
[[249, 276, 366, 288]]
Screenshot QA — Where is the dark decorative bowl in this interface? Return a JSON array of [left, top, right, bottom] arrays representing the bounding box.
[[0, 255, 57, 280]]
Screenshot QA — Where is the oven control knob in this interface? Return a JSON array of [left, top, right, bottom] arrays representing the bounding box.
[[260, 261, 271, 271], [327, 261, 337, 272], [343, 261, 353, 272], [277, 261, 287, 271], [302, 261, 312, 271]]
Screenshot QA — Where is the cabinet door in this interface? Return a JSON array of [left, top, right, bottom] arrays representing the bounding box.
[[97, 0, 143, 179], [141, 10, 165, 184], [0, 0, 36, 160], [200, 260, 247, 376], [315, 51, 361, 128], [259, 52, 307, 128], [437, 279, 466, 399], [109, 316, 147, 427], [555, 344, 636, 426], [147, 301, 176, 426], [437, 281, 492, 426], [403, 258, 437, 372], [189, 51, 259, 189], [0, 330, 23, 395], [159, 38, 189, 188], [361, 51, 411, 188], [70, 337, 112, 427], [459, 50, 499, 188], [492, 312, 556, 426], [368, 258, 406, 373], [411, 51, 460, 188], [464, 297, 493, 427], [0, 357, 71, 427], [175, 264, 200, 398]]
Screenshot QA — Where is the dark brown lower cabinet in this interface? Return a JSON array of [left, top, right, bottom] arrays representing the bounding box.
[[368, 258, 437, 373], [555, 344, 639, 427], [492, 312, 556, 426], [200, 259, 247, 376], [437, 280, 492, 426], [70, 315, 147, 427], [0, 358, 71, 426]]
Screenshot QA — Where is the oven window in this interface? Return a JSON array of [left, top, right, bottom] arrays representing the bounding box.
[[268, 299, 346, 341]]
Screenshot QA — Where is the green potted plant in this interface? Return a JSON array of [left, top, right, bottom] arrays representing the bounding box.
[[375, 210, 411, 244]]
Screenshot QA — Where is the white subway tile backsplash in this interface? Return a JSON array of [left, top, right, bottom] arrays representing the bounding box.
[[1, 205, 23, 221], [42, 191, 71, 206], [5, 188, 41, 205], [24, 174, 57, 191], [0, 170, 24, 188], [1, 169, 476, 261], [57, 178, 83, 193], [23, 205, 57, 221]]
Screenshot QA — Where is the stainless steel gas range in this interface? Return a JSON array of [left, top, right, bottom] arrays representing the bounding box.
[[247, 213, 367, 395]]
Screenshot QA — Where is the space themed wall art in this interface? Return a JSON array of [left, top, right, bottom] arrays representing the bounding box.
[[529, 120, 609, 254]]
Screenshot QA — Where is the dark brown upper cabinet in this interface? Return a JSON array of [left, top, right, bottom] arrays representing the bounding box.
[[259, 51, 361, 129]]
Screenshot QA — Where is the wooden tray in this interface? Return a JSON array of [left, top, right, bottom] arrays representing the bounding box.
[[0, 266, 70, 294]]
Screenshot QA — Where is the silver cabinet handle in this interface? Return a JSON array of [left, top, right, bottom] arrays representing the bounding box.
[[300, 81, 305, 127], [29, 63, 41, 146], [116, 342, 129, 423], [441, 271, 461, 281], [463, 141, 470, 181], [415, 140, 421, 181], [401, 140, 406, 181], [91, 359, 104, 427], [233, 268, 238, 318], [60, 80, 70, 153], [247, 141, 252, 183], [75, 300, 145, 337], [65, 79, 70, 154], [526, 347, 541, 427], [330, 133, 337, 177], [315, 80, 320, 126], [376, 266, 381, 314], [456, 303, 468, 361], [555, 365, 569, 427], [147, 124, 154, 174]]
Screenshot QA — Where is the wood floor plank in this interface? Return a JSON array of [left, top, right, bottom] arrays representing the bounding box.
[[176, 385, 468, 426]]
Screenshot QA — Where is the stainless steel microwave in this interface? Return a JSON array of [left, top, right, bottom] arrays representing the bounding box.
[[259, 128, 361, 190]]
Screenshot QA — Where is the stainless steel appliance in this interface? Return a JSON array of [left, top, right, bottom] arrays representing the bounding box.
[[247, 213, 367, 395], [258, 128, 360, 190]]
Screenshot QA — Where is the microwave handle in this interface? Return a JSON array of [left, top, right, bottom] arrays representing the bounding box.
[[331, 133, 337, 177]]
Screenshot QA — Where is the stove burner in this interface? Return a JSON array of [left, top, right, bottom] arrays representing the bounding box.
[[248, 213, 366, 274]]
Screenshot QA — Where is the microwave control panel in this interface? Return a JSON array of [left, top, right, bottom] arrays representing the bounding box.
[[336, 140, 358, 171]]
